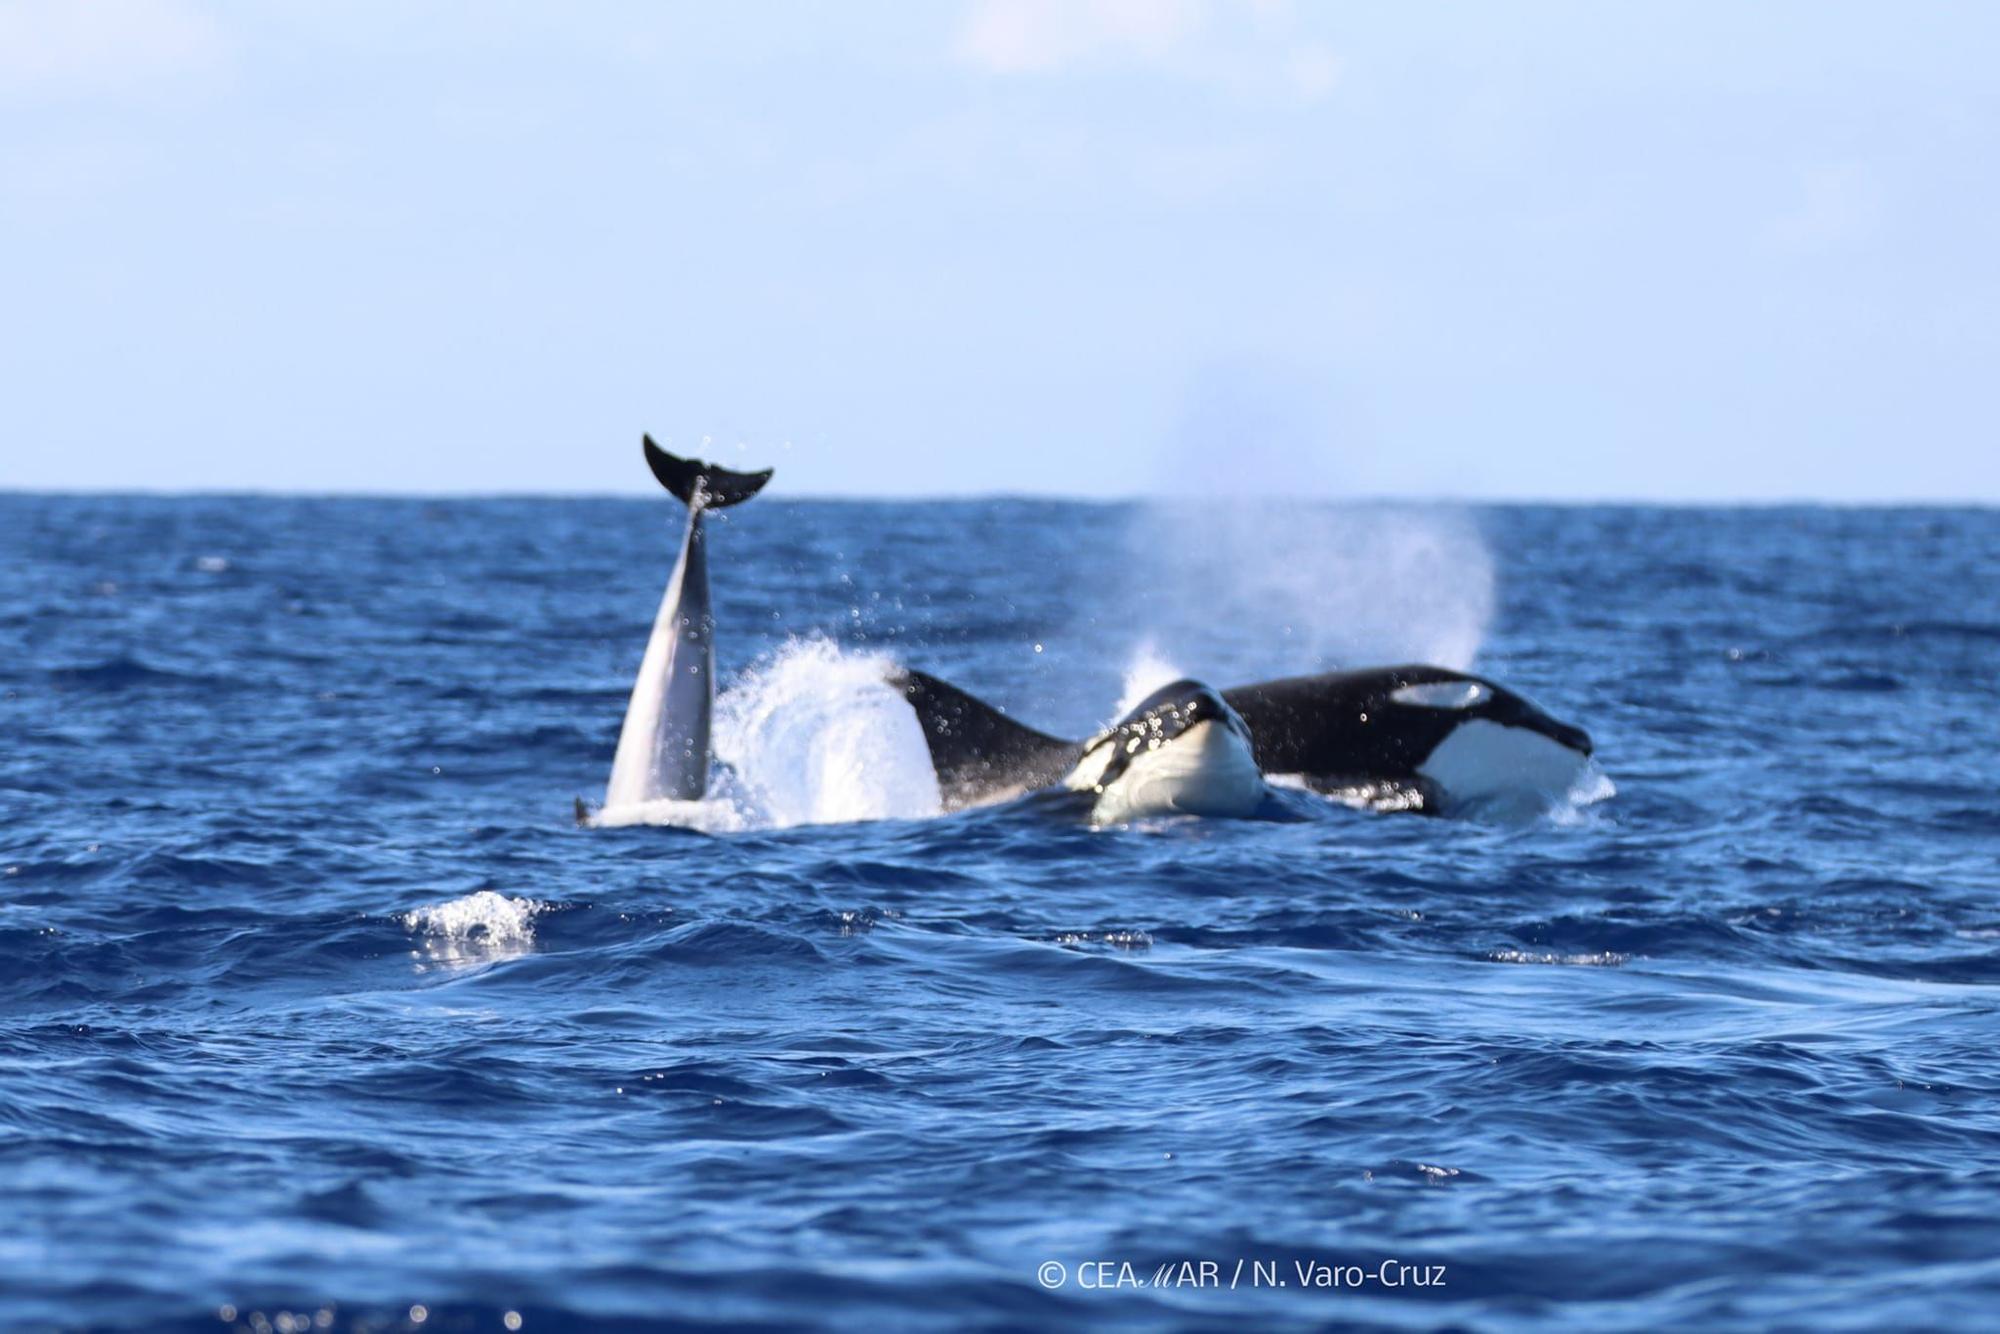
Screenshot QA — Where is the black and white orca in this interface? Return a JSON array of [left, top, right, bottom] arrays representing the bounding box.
[[600, 438, 771, 810], [891, 663, 1594, 818], [1062, 679, 1269, 823]]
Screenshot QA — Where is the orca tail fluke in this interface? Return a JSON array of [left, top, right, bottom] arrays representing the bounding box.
[[643, 435, 774, 510]]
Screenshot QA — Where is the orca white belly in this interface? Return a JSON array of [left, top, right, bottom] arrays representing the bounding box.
[[1068, 718, 1267, 824]]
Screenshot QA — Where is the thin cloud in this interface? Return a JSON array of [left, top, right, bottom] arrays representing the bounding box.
[[953, 0, 1340, 104], [954, 0, 1210, 74], [1768, 162, 1883, 255], [0, 0, 228, 97]]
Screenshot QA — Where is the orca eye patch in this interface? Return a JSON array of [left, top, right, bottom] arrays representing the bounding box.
[[1391, 681, 1492, 710]]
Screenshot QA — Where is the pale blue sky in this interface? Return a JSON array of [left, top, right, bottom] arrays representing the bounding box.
[[3, 1, 1995, 500]]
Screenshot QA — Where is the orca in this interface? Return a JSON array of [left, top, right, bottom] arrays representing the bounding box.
[[600, 437, 771, 809], [1062, 679, 1269, 823], [890, 663, 1594, 818]]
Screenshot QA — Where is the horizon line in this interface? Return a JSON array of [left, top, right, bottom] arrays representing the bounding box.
[[0, 486, 1993, 510]]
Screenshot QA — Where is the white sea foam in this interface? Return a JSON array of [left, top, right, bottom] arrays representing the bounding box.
[[588, 796, 752, 834], [401, 890, 541, 968], [1053, 930, 1155, 950], [1488, 949, 1629, 967], [592, 637, 942, 832]]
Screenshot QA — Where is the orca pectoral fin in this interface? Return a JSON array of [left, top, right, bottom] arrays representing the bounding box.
[[643, 435, 773, 509]]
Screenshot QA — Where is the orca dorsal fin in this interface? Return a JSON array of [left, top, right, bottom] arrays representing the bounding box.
[[643, 435, 774, 510], [890, 668, 1082, 811]]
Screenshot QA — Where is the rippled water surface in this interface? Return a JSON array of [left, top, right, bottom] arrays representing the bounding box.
[[3, 495, 1997, 1331]]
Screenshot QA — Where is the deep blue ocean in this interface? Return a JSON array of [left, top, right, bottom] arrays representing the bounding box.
[[3, 494, 1997, 1332]]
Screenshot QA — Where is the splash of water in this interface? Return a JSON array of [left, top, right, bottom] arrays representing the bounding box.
[[594, 638, 942, 832], [1115, 500, 1494, 682], [716, 638, 943, 825], [588, 794, 751, 834], [1114, 640, 1185, 714], [402, 891, 542, 969], [1548, 764, 1618, 826]]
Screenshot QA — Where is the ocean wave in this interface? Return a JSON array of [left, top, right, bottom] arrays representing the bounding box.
[[8, 497, 1998, 1332], [47, 656, 234, 692]]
